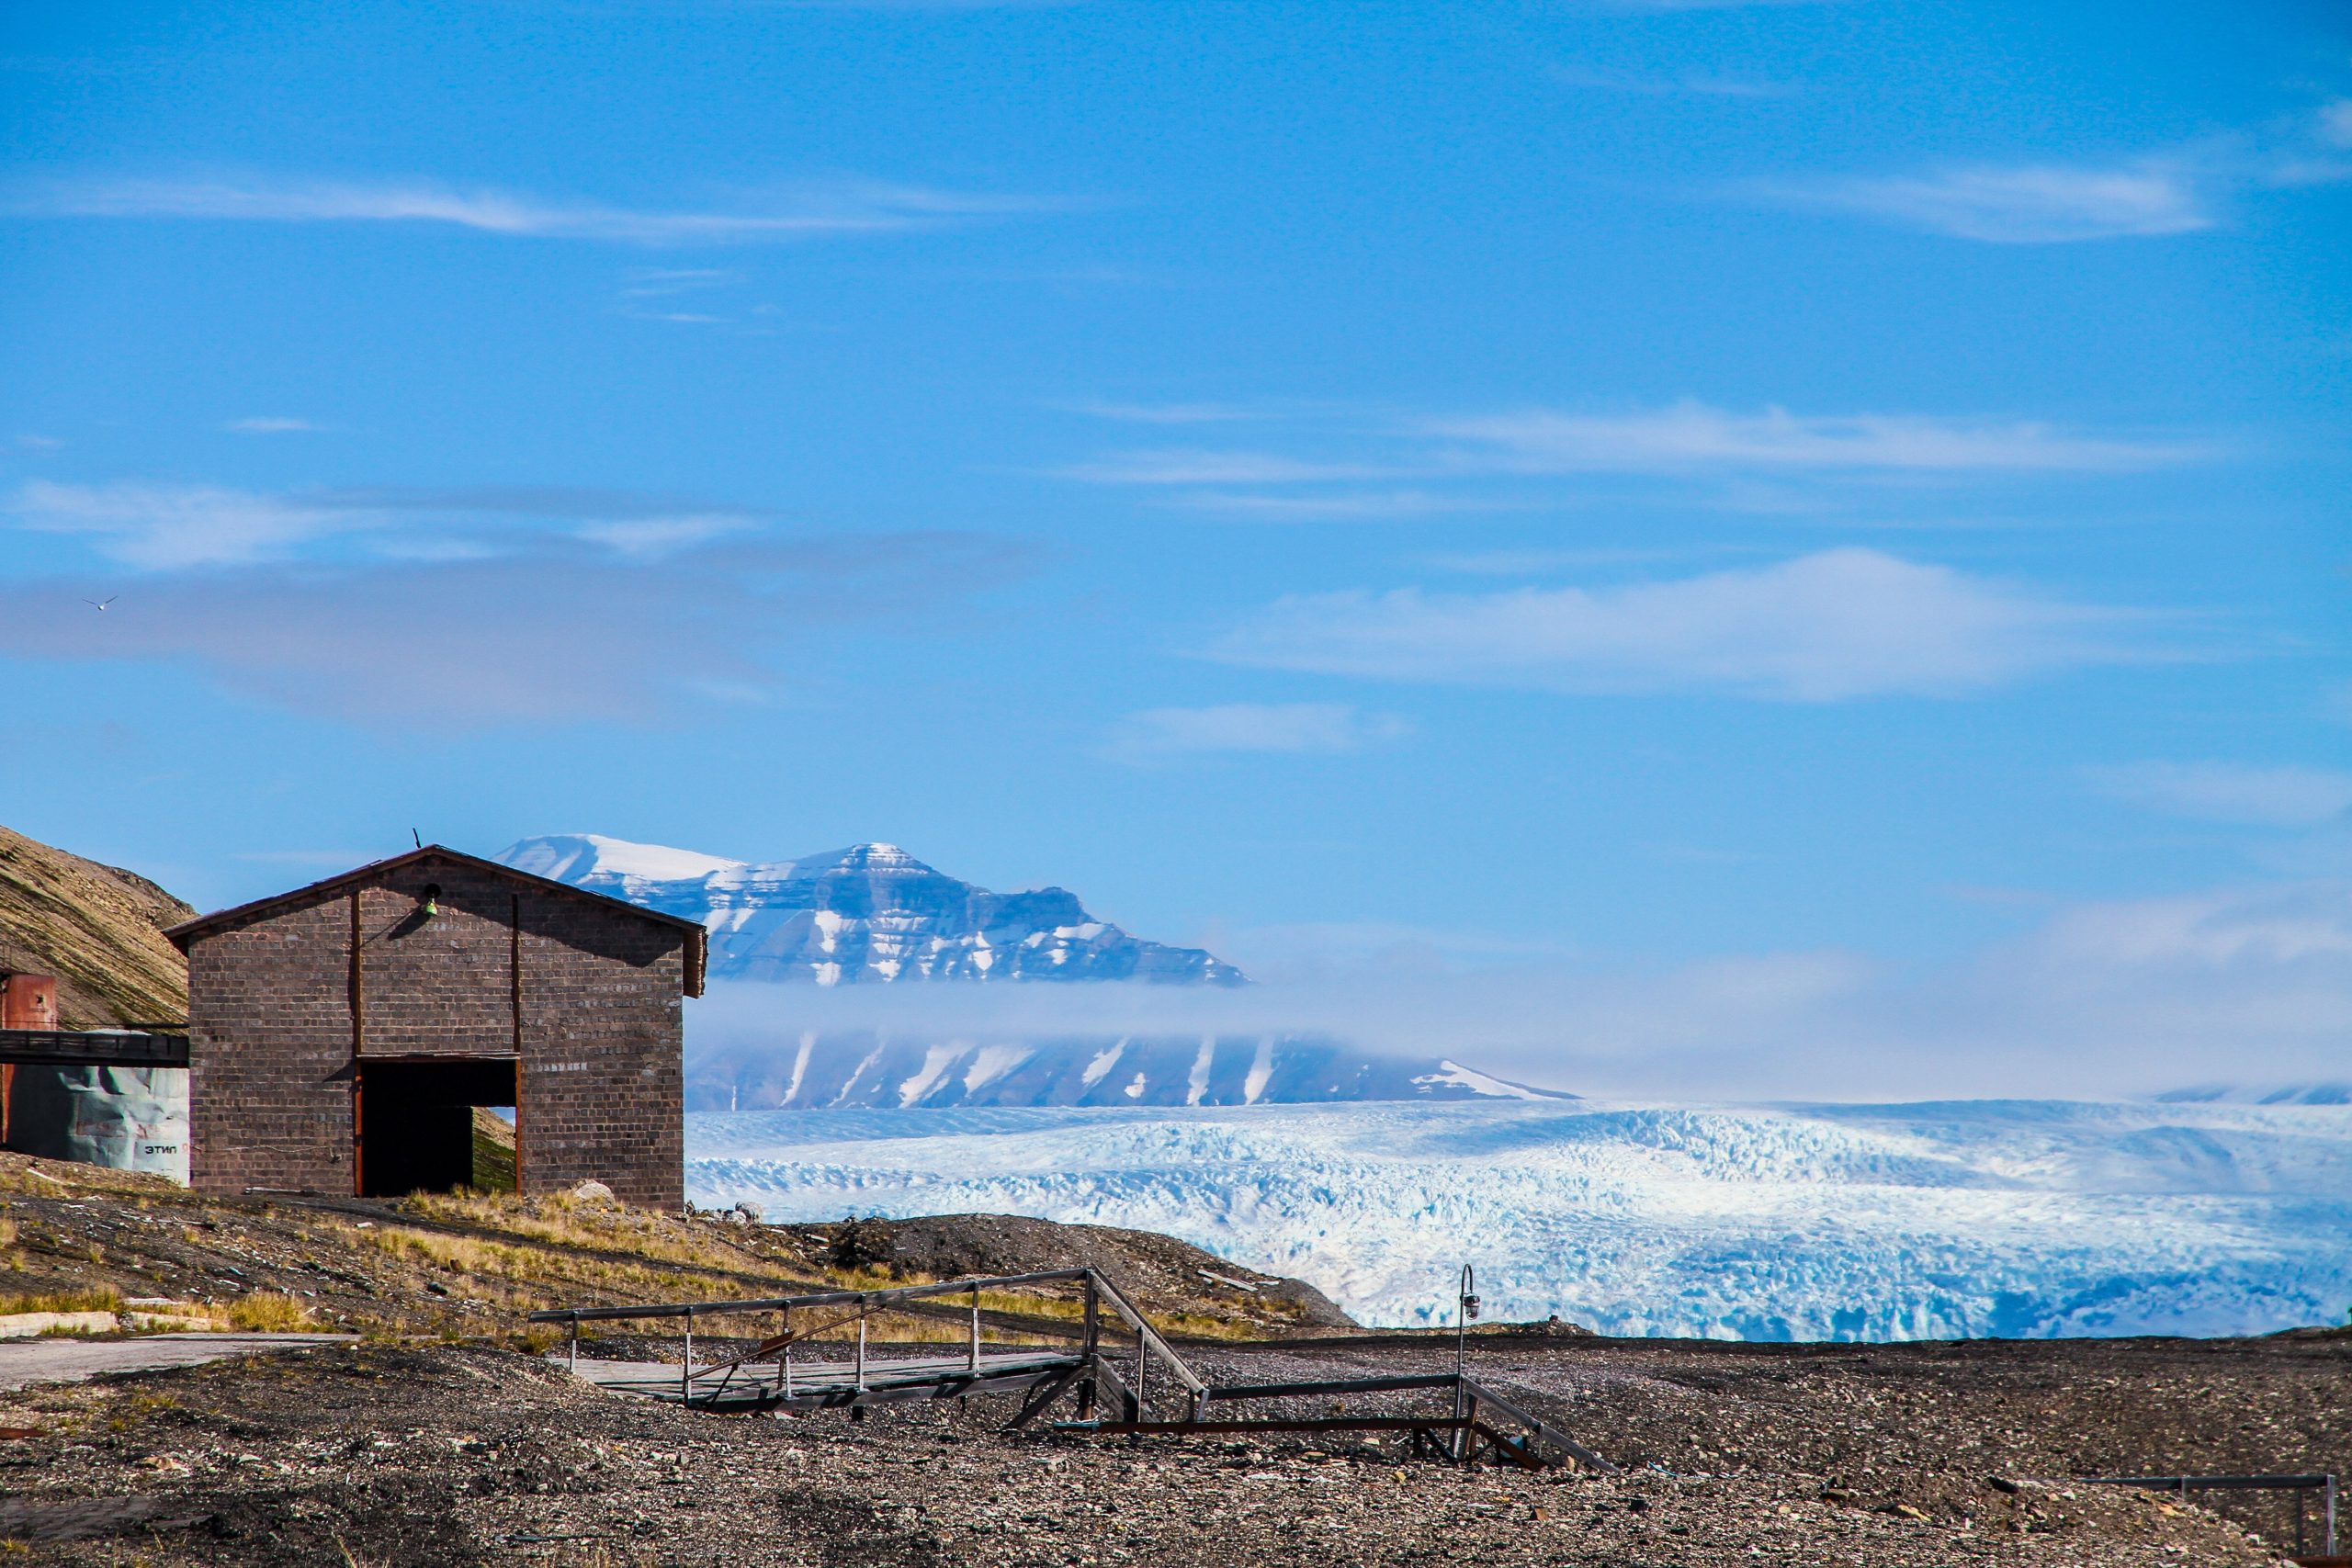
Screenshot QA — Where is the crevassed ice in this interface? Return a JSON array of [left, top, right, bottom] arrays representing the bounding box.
[[683, 1099, 2352, 1341]]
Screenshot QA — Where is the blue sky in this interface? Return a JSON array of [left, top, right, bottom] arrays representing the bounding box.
[[5, 0, 2349, 1094]]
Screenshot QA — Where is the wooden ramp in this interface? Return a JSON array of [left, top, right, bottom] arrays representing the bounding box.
[[561, 1348, 1084, 1414], [532, 1269, 1613, 1471]]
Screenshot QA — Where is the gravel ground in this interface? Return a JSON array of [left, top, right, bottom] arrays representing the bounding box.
[[2, 1329, 2343, 1566], [0, 1332, 357, 1391]]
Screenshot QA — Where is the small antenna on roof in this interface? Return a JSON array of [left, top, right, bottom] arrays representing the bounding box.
[[412, 829, 423, 849]]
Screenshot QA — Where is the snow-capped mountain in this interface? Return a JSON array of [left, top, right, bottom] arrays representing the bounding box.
[[684, 1099, 2352, 1342], [2154, 1082, 2352, 1106], [685, 1030, 1567, 1111], [497, 834, 1244, 987]]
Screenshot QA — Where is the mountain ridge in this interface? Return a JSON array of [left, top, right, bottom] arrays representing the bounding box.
[[498, 833, 1247, 987]]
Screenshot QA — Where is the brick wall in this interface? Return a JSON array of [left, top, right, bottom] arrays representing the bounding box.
[[187, 853, 687, 1207]]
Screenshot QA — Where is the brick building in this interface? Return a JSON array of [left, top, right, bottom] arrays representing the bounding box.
[[167, 846, 705, 1207]]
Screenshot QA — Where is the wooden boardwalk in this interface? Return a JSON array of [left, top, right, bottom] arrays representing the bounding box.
[[560, 1348, 1085, 1413], [533, 1270, 1612, 1471]]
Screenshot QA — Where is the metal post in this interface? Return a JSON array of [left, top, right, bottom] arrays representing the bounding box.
[[855, 1303, 867, 1392], [1455, 1264, 1477, 1378], [1136, 1325, 1148, 1416], [775, 1305, 790, 1398], [2325, 1472, 2337, 1557], [1452, 1264, 1477, 1461], [682, 1308, 693, 1404], [567, 1312, 578, 1375], [968, 1285, 981, 1372]]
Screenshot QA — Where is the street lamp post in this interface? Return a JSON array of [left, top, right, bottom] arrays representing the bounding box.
[[1452, 1264, 1481, 1461]]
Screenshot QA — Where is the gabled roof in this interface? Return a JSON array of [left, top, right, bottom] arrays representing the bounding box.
[[165, 845, 707, 995]]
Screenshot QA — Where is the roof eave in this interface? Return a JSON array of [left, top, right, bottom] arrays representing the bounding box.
[[165, 845, 710, 962]]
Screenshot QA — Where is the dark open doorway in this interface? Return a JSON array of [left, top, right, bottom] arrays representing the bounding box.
[[356, 1056, 519, 1197]]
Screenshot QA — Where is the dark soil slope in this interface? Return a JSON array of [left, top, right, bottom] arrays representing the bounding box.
[[835, 1212, 1354, 1330]]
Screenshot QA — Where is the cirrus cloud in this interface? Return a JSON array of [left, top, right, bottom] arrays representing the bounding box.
[[1106, 702, 1413, 761], [1755, 161, 2213, 243], [2089, 761, 2352, 829], [1211, 548, 2165, 702], [1424, 400, 2203, 474], [14, 172, 1057, 245]]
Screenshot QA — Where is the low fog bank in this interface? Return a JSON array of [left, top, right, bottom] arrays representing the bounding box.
[[685, 878, 2352, 1103]]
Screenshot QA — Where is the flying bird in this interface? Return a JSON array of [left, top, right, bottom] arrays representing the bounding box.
[[83, 596, 117, 611]]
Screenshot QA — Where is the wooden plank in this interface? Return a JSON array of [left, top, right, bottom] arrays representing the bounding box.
[[1084, 1273, 1208, 1395], [1091, 1355, 1137, 1423], [1008, 1362, 1090, 1431]]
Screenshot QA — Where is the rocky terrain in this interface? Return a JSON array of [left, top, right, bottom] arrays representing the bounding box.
[[0, 822, 194, 1028], [2, 1325, 2345, 1564], [1, 1149, 2347, 1564]]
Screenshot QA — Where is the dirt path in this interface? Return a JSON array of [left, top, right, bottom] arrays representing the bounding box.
[[0, 1333, 356, 1391]]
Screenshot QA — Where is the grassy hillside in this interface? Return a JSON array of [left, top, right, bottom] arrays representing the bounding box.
[[0, 823, 194, 1027], [0, 1149, 1351, 1344]]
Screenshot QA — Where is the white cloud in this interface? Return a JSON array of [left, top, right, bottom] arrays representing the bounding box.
[[1177, 491, 1498, 520], [576, 514, 753, 558], [14, 433, 63, 451], [21, 173, 1050, 245], [1056, 450, 1392, 486], [1052, 400, 2203, 504], [1427, 401, 2199, 474], [225, 416, 317, 434], [7, 479, 358, 569], [1213, 548, 2157, 702], [1107, 703, 1412, 761], [619, 268, 741, 298], [0, 533, 1018, 728], [1757, 160, 2213, 243], [2089, 761, 2352, 829], [5, 479, 798, 571]]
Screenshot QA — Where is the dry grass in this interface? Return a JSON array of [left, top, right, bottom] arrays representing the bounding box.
[[0, 1284, 123, 1315], [223, 1291, 315, 1332]]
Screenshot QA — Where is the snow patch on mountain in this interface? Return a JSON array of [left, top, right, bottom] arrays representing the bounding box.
[[498, 833, 1243, 987], [684, 1027, 1571, 1110], [684, 1099, 2352, 1341]]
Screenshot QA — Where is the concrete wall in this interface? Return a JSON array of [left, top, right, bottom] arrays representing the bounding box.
[[187, 853, 686, 1207]]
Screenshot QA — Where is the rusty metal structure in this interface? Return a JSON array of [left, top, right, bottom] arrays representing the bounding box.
[[529, 1269, 1613, 1472], [0, 968, 186, 1166]]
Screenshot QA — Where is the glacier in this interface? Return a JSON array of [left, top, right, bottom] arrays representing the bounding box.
[[684, 1098, 2352, 1342]]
